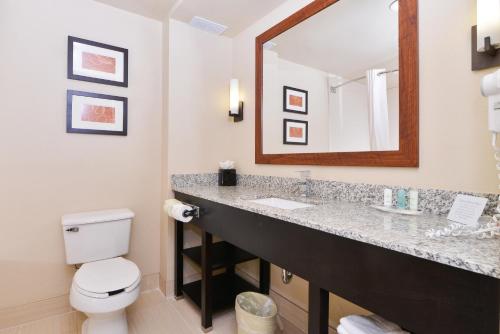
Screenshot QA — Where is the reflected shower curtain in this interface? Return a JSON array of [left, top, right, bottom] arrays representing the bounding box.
[[367, 69, 390, 151]]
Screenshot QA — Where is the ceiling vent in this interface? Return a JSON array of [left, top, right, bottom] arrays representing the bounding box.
[[189, 16, 228, 35]]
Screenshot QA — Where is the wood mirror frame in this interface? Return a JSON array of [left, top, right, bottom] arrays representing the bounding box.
[[255, 0, 419, 167]]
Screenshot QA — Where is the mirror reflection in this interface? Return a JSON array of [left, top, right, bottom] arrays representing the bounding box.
[[262, 0, 400, 154]]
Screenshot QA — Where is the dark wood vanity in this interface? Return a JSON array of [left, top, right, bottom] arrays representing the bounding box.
[[174, 191, 500, 334]]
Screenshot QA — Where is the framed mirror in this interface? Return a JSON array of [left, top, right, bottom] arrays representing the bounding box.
[[255, 0, 418, 167]]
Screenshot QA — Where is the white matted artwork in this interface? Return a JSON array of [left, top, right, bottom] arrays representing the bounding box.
[[66, 90, 127, 136], [68, 36, 128, 87], [283, 86, 308, 114], [283, 119, 308, 145]]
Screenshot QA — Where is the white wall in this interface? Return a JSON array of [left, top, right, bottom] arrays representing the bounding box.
[[0, 0, 163, 309], [263, 50, 330, 153], [330, 81, 371, 152], [329, 76, 399, 153]]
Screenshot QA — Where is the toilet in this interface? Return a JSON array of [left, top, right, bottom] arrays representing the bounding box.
[[62, 209, 141, 334]]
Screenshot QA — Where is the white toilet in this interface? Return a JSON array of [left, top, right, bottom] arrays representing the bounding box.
[[62, 209, 141, 334]]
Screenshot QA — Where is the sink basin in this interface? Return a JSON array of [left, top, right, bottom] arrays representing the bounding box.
[[249, 197, 314, 210]]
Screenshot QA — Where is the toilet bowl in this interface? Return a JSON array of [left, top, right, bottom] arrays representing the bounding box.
[[70, 257, 141, 334]]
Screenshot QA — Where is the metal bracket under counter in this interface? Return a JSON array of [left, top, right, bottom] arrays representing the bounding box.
[[174, 191, 500, 334], [180, 202, 200, 219]]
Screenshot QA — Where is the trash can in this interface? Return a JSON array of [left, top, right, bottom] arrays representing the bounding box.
[[235, 292, 279, 334]]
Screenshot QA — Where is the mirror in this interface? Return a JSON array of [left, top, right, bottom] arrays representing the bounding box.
[[256, 0, 418, 167]]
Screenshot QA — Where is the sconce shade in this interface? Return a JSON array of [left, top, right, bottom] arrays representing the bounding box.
[[477, 0, 500, 52], [230, 79, 240, 115]]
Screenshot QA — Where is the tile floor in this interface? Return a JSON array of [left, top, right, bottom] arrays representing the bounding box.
[[0, 290, 304, 334]]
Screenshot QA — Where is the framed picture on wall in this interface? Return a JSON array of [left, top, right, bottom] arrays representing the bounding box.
[[68, 36, 128, 87], [283, 86, 308, 114], [67, 90, 128, 136], [283, 119, 308, 145]]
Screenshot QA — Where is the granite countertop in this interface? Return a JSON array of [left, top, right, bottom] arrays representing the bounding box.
[[172, 182, 500, 279]]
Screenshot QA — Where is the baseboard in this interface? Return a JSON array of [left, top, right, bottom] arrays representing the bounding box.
[[141, 273, 160, 292], [0, 294, 72, 330], [0, 272, 160, 330], [159, 274, 168, 296]]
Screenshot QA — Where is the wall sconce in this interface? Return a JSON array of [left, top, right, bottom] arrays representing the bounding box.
[[229, 79, 243, 122], [472, 0, 500, 70]]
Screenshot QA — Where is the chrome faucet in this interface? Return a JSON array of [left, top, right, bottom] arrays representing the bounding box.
[[295, 170, 311, 197]]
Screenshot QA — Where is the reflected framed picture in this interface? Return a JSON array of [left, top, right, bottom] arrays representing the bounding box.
[[67, 90, 128, 136], [283, 119, 308, 145], [283, 86, 308, 114], [68, 36, 128, 87]]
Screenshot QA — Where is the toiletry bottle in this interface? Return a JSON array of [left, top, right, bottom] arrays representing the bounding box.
[[409, 189, 419, 211], [384, 189, 393, 207], [396, 189, 407, 209]]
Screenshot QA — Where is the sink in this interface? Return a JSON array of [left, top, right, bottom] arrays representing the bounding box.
[[249, 197, 314, 210]]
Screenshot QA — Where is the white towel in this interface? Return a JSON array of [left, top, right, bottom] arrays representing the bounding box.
[[340, 314, 409, 334]]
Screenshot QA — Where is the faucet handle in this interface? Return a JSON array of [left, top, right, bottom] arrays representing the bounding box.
[[296, 170, 311, 179]]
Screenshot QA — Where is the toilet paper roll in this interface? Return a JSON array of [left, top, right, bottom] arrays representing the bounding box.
[[164, 199, 193, 223], [163, 199, 182, 217], [171, 204, 194, 223]]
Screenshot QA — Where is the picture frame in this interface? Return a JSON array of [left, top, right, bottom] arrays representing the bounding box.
[[67, 90, 128, 136], [283, 119, 308, 145], [283, 86, 308, 114], [68, 36, 128, 87]]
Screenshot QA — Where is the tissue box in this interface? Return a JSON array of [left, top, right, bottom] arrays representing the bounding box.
[[218, 169, 237, 186]]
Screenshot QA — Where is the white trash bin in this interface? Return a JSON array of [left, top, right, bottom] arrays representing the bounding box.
[[235, 292, 280, 334]]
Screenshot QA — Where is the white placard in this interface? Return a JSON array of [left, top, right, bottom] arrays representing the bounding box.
[[447, 195, 488, 227]]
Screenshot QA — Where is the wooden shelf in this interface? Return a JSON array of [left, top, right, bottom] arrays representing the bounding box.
[[182, 273, 259, 312], [182, 241, 257, 270]]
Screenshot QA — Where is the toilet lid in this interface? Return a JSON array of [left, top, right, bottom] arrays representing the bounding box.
[[74, 257, 141, 295]]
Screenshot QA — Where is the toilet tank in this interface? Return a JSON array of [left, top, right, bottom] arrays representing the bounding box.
[[62, 208, 135, 265]]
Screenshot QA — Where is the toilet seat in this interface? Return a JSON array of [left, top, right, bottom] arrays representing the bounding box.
[[74, 257, 140, 299]]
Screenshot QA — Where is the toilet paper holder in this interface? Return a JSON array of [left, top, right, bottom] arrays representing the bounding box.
[[181, 203, 200, 219]]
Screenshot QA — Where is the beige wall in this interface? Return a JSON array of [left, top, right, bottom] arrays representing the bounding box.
[[0, 0, 163, 309], [167, 19, 234, 176], [165, 0, 500, 327], [164, 19, 234, 288], [160, 17, 171, 295]]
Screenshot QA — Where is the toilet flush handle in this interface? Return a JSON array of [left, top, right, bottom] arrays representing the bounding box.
[[65, 227, 79, 232]]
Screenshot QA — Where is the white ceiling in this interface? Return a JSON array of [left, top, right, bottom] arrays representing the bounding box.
[[170, 0, 288, 37], [270, 0, 399, 78], [93, 0, 288, 36], [93, 0, 178, 21]]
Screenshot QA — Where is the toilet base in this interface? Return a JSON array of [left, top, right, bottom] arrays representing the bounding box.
[[82, 309, 128, 334]]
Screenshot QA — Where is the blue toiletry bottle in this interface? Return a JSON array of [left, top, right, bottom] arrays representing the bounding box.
[[396, 189, 407, 209]]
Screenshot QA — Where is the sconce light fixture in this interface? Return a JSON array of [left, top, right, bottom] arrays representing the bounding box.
[[472, 0, 500, 70], [229, 79, 243, 122]]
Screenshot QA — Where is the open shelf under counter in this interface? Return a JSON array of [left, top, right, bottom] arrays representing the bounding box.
[[182, 241, 258, 270], [182, 273, 259, 312]]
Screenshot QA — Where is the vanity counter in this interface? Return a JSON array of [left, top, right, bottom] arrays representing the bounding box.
[[172, 183, 500, 279]]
